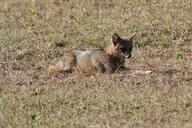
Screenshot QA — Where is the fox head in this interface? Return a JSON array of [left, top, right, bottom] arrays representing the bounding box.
[[112, 33, 136, 59]]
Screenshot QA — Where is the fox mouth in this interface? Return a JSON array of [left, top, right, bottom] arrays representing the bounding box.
[[122, 53, 131, 58]]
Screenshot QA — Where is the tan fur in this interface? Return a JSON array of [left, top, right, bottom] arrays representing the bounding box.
[[48, 44, 122, 75]]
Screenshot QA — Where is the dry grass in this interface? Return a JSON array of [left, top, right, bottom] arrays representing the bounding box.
[[0, 0, 192, 127]]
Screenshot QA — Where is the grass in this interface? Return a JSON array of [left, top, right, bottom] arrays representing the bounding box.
[[0, 0, 192, 127]]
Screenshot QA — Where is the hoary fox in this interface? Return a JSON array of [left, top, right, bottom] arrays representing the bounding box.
[[48, 33, 136, 75]]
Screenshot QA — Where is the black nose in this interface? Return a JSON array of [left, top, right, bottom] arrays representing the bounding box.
[[128, 54, 132, 58]]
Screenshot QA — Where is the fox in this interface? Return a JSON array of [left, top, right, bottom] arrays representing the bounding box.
[[48, 33, 136, 75]]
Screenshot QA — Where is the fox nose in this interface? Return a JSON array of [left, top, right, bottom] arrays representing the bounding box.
[[128, 54, 132, 58]]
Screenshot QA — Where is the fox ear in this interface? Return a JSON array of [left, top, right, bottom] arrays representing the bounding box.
[[129, 33, 137, 42], [112, 33, 120, 45]]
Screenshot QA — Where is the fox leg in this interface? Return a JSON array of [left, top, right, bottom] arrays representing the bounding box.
[[91, 58, 106, 73], [92, 58, 114, 74], [103, 62, 114, 74], [96, 62, 106, 73]]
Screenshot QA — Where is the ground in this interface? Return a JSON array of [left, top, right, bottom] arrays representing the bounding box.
[[0, 0, 192, 127]]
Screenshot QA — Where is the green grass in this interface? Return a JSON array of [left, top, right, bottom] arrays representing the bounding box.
[[0, 0, 192, 127]]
